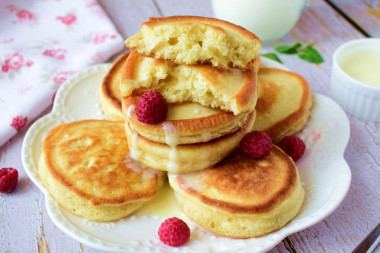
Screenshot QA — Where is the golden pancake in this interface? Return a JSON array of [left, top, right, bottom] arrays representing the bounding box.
[[168, 146, 304, 238], [99, 52, 129, 121], [125, 16, 262, 69], [122, 96, 250, 144], [124, 110, 256, 173], [38, 120, 165, 222], [253, 68, 312, 142], [121, 51, 257, 115], [100, 54, 259, 122]]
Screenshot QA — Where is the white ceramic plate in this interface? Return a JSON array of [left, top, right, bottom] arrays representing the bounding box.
[[22, 58, 351, 253]]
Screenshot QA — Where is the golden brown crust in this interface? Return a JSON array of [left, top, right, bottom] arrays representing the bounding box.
[[255, 68, 312, 142], [173, 146, 297, 214], [144, 16, 261, 42], [122, 96, 245, 135], [130, 110, 255, 149], [41, 120, 162, 206], [234, 68, 257, 110], [100, 52, 130, 120], [121, 50, 140, 81]]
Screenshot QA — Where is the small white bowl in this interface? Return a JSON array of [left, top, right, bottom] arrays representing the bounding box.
[[331, 38, 380, 122]]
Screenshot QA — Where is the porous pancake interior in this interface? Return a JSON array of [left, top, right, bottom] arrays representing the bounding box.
[[170, 146, 298, 213], [41, 120, 163, 206], [125, 16, 261, 69], [121, 52, 257, 115], [253, 68, 311, 141]]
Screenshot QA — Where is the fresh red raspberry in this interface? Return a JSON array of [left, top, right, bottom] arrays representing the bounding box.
[[240, 131, 273, 159], [158, 217, 190, 247], [0, 168, 18, 193], [277, 135, 306, 161], [136, 91, 168, 124]]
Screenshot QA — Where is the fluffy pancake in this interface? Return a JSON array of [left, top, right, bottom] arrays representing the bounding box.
[[121, 51, 258, 115], [100, 53, 260, 122], [124, 110, 256, 173], [38, 120, 165, 222], [125, 16, 262, 69], [168, 146, 304, 238], [100, 52, 129, 121], [122, 96, 250, 144], [253, 68, 312, 142]]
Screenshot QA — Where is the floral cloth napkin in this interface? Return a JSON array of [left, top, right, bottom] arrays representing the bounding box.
[[0, 0, 124, 147]]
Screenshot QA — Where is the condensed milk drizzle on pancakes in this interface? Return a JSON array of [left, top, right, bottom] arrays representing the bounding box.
[[126, 105, 142, 159], [124, 153, 163, 180], [171, 171, 207, 192], [163, 122, 180, 172]]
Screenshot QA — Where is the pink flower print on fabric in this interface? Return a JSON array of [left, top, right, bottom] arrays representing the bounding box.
[[6, 4, 16, 13], [3, 53, 24, 72], [53, 71, 74, 85], [3, 38, 14, 44], [43, 49, 67, 60], [16, 9, 35, 23], [91, 52, 104, 63], [92, 32, 109, 44], [26, 61, 34, 67], [11, 115, 28, 131], [2, 65, 9, 73], [56, 14, 77, 25], [86, 0, 99, 8]]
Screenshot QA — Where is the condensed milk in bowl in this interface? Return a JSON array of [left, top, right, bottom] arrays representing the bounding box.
[[331, 38, 380, 122]]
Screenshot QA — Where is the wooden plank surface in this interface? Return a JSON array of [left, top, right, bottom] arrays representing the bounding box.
[[329, 0, 380, 37], [1, 0, 380, 253]]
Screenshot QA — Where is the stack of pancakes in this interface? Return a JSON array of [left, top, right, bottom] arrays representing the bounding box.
[[39, 16, 312, 238], [120, 16, 262, 174]]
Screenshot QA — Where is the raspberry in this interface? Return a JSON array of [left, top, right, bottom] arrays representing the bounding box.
[[158, 217, 190, 247], [136, 90, 168, 124], [240, 131, 273, 159], [0, 168, 18, 193], [277, 135, 306, 161]]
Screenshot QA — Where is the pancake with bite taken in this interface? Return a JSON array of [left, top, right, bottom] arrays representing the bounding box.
[[125, 16, 262, 69], [120, 51, 258, 116]]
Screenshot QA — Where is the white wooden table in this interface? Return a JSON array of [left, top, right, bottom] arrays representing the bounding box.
[[1, 0, 380, 252]]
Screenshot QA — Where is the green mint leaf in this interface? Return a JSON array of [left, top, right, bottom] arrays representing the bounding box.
[[260, 52, 283, 63], [274, 42, 302, 55], [298, 44, 324, 64]]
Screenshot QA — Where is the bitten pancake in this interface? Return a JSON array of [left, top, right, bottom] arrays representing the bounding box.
[[121, 51, 258, 115], [124, 110, 256, 173], [168, 146, 304, 238], [253, 68, 312, 142], [38, 120, 165, 222], [100, 52, 129, 120], [122, 96, 250, 144], [125, 16, 262, 69]]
